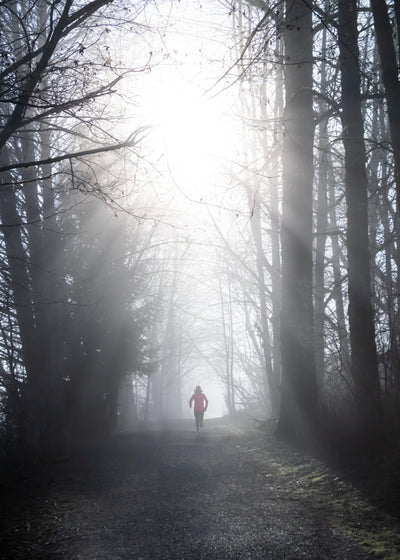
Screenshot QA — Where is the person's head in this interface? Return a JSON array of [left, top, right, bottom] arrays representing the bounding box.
[[195, 385, 202, 393]]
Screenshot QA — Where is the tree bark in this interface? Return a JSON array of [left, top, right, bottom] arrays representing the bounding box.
[[314, 21, 329, 387], [276, 0, 318, 443], [370, 0, 400, 210], [338, 0, 382, 435], [246, 185, 279, 417], [370, 0, 400, 386]]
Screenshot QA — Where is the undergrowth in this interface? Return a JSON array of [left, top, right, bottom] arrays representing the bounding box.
[[239, 432, 400, 560]]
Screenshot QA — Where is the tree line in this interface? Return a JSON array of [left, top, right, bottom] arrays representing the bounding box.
[[0, 0, 399, 457], [224, 0, 400, 446], [0, 0, 159, 456]]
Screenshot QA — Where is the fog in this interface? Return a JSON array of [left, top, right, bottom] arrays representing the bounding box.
[[0, 0, 396, 453], [110, 1, 269, 426], [1, 2, 398, 557]]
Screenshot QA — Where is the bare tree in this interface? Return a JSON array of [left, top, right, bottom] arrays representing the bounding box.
[[338, 0, 382, 436], [276, 0, 318, 443], [0, 0, 151, 452]]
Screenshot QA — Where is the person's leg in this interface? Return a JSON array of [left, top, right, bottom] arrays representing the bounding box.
[[199, 411, 204, 428], [194, 411, 200, 432]]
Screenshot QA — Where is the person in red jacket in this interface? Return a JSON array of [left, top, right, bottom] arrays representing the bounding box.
[[189, 386, 208, 432]]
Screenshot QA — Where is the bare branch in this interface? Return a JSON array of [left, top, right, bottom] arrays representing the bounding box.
[[0, 129, 147, 175]]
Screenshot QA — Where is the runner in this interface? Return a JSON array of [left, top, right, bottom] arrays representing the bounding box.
[[189, 386, 208, 432]]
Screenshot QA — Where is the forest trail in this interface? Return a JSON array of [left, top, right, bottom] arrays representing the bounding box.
[[1, 419, 399, 560]]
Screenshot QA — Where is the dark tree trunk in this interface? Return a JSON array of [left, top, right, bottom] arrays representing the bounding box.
[[370, 0, 400, 386], [0, 148, 45, 448], [327, 168, 350, 375], [370, 0, 400, 208], [276, 0, 318, 443], [315, 22, 329, 386], [338, 0, 382, 436]]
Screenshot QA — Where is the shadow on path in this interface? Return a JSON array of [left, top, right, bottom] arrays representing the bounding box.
[[0, 419, 395, 559]]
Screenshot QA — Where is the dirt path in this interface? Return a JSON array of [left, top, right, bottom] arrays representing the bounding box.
[[1, 419, 399, 559]]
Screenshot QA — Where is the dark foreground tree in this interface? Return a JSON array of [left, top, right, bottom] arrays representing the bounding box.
[[276, 0, 318, 443], [0, 0, 150, 454], [370, 0, 400, 208], [370, 0, 400, 390], [338, 0, 382, 436]]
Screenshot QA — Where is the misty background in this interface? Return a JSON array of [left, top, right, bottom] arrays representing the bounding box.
[[0, 0, 398, 457]]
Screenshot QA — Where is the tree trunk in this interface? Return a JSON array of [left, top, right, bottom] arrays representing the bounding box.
[[246, 185, 279, 417], [370, 0, 400, 390], [370, 0, 400, 209], [0, 147, 46, 449], [314, 22, 329, 387], [338, 0, 382, 436], [327, 168, 350, 377], [276, 0, 318, 443], [220, 275, 236, 415], [269, 34, 283, 403]]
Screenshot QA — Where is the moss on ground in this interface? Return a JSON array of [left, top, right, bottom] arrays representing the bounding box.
[[239, 434, 400, 560]]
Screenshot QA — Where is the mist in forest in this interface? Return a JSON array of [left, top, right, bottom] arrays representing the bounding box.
[[0, 0, 398, 458]]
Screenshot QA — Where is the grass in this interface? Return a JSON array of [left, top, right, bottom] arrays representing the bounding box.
[[240, 433, 400, 560]]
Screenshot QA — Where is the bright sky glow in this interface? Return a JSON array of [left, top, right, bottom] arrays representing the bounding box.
[[131, 1, 241, 219], [154, 83, 234, 188], [137, 63, 240, 225], [118, 2, 255, 418]]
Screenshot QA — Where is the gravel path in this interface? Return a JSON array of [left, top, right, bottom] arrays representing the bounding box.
[[1, 419, 398, 559]]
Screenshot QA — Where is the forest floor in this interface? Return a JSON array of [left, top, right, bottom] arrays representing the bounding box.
[[1, 417, 400, 560]]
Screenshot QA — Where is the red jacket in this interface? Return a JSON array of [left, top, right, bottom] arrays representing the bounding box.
[[189, 392, 208, 412]]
